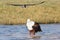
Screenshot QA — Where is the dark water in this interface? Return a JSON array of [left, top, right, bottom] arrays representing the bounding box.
[[0, 24, 60, 40]]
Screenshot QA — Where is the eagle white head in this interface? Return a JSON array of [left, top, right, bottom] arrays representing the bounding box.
[[26, 19, 35, 30], [27, 19, 30, 22]]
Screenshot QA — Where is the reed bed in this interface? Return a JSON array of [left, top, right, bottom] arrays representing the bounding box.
[[0, 0, 60, 24]]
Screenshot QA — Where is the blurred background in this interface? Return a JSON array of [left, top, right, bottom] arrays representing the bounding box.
[[0, 0, 60, 24]]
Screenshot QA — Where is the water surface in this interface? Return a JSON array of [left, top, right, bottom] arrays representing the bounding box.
[[0, 24, 60, 40]]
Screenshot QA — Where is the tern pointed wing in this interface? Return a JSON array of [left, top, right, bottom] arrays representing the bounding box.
[[7, 3, 24, 6], [7, 1, 45, 6], [24, 1, 45, 6]]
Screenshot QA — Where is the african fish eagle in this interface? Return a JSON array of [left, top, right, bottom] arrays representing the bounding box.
[[26, 19, 42, 37]]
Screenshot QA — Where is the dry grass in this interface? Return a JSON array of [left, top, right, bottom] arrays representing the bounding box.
[[0, 0, 60, 24]]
